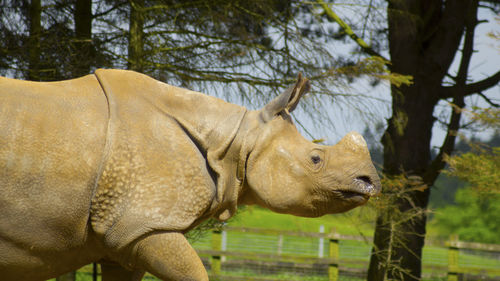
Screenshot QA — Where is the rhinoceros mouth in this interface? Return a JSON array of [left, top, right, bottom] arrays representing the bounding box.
[[338, 190, 369, 202], [335, 176, 375, 202], [352, 176, 376, 196]]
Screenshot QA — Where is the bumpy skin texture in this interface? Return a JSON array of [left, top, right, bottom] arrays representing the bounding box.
[[0, 69, 381, 280]]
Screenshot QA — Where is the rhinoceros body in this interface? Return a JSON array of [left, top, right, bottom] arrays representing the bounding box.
[[0, 69, 380, 280]]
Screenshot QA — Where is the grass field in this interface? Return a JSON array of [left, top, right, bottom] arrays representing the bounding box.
[[49, 206, 500, 281], [226, 205, 377, 235]]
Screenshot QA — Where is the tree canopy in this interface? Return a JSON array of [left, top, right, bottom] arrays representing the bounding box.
[[1, 0, 408, 138], [433, 108, 500, 244]]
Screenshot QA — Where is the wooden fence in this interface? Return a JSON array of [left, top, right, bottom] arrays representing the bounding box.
[[199, 226, 348, 281], [56, 226, 500, 281], [200, 227, 500, 281], [445, 234, 500, 281]]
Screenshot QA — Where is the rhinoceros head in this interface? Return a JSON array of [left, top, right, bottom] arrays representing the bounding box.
[[241, 74, 381, 217]]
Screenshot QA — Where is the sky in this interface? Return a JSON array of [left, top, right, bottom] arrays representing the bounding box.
[[3, 2, 497, 151], [292, 6, 500, 153]]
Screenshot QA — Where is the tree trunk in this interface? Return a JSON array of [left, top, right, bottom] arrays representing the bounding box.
[[27, 0, 41, 81], [128, 0, 144, 72], [367, 1, 475, 280], [368, 78, 438, 280], [72, 0, 93, 77]]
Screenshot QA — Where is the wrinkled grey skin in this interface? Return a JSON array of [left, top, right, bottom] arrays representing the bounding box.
[[0, 69, 380, 281]]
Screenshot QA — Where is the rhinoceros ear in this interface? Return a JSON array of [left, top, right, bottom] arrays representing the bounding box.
[[260, 73, 310, 122]]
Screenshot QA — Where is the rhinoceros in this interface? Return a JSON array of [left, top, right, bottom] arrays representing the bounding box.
[[0, 69, 380, 280]]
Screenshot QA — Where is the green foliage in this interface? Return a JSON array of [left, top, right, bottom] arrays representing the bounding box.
[[186, 218, 225, 242], [445, 146, 500, 194], [430, 130, 500, 209], [432, 106, 500, 243], [445, 107, 500, 195], [330, 56, 413, 87], [457, 107, 500, 131], [428, 174, 465, 209], [432, 188, 500, 243]]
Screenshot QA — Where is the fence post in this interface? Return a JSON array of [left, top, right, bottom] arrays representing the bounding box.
[[221, 230, 227, 262], [447, 234, 459, 281], [319, 225, 325, 258], [328, 227, 339, 281], [277, 234, 284, 255], [211, 229, 222, 277]]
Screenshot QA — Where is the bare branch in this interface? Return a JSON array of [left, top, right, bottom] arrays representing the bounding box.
[[455, 2, 477, 88], [425, 1, 479, 185], [316, 0, 390, 63], [424, 97, 464, 185], [463, 70, 500, 94], [440, 1, 499, 99], [93, 2, 126, 19], [424, 1, 471, 75], [441, 70, 500, 98], [477, 92, 500, 107]]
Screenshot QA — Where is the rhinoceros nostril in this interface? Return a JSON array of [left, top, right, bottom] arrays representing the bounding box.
[[354, 176, 375, 195], [356, 176, 372, 186]]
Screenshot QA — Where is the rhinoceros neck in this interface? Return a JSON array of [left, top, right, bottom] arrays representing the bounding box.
[[95, 69, 252, 225], [156, 84, 253, 220], [156, 84, 247, 153]]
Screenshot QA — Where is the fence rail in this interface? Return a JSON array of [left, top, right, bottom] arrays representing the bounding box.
[[56, 226, 500, 281]]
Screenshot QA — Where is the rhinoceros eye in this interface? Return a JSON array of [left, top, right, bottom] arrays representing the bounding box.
[[311, 155, 321, 164]]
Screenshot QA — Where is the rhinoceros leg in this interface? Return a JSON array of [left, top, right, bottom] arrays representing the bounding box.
[[101, 262, 145, 281], [133, 232, 209, 281]]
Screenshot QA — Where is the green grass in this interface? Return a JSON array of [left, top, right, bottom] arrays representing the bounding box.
[[226, 205, 455, 239], [227, 205, 377, 236], [193, 206, 500, 280]]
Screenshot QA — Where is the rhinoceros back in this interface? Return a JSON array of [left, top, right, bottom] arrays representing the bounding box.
[[0, 74, 108, 278]]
